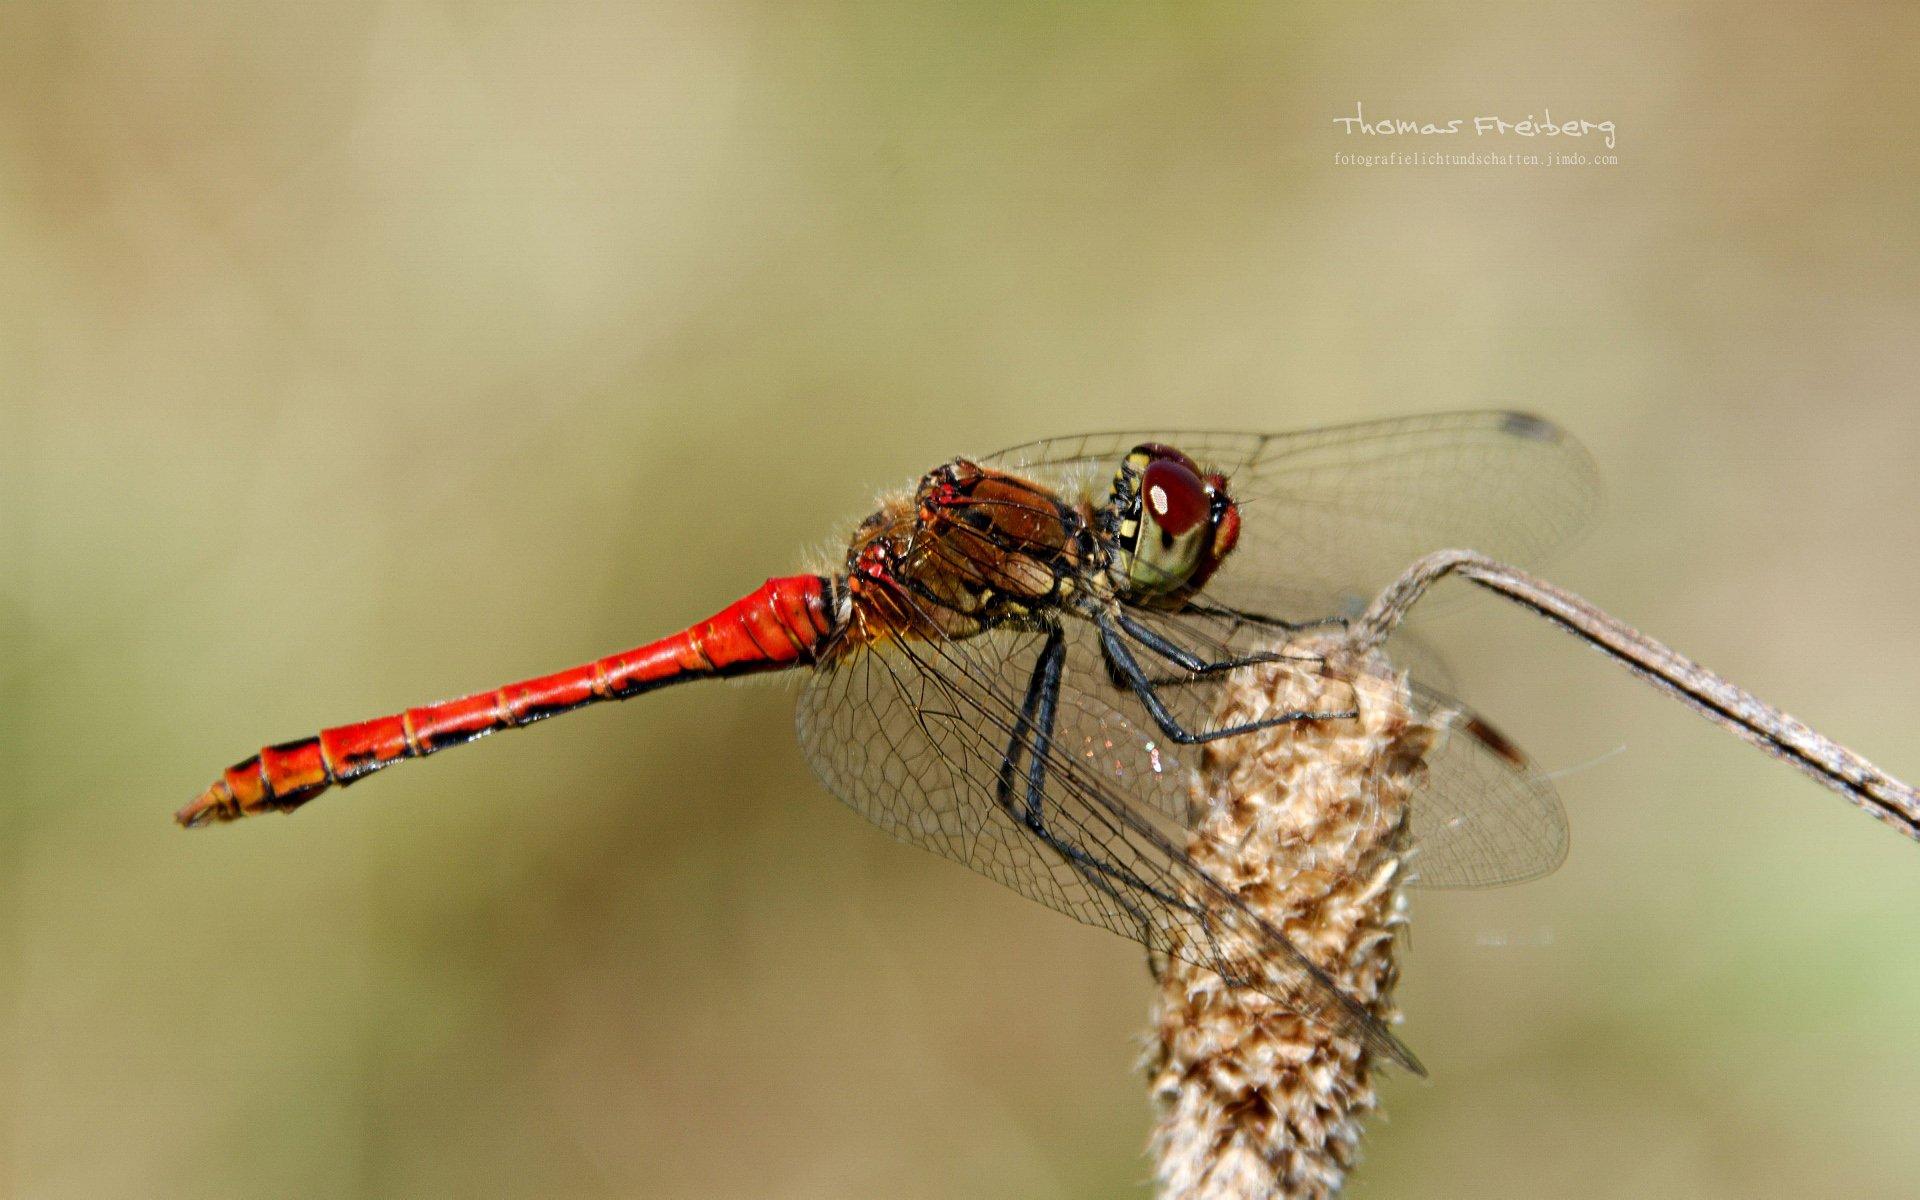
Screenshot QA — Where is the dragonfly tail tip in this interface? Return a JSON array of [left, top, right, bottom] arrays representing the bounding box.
[[174, 781, 235, 829]]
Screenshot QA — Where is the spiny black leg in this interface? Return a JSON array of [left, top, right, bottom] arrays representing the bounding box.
[[991, 630, 1191, 939], [1023, 638, 1163, 943], [1019, 636, 1168, 903], [1115, 610, 1293, 675], [1182, 599, 1349, 633], [1098, 617, 1290, 691], [1099, 618, 1355, 745], [1018, 623, 1065, 825], [993, 624, 1060, 820]]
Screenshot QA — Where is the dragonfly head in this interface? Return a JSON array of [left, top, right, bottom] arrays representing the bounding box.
[[1102, 444, 1240, 604]]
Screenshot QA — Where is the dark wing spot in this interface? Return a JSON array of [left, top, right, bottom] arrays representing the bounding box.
[[1498, 411, 1565, 443], [1462, 714, 1529, 769]]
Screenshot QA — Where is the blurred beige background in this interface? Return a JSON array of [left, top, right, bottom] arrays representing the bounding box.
[[6, 3, 1920, 1197]]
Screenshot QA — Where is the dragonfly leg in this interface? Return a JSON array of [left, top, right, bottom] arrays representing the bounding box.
[[992, 627, 1190, 940], [993, 623, 1064, 825], [1058, 839, 1164, 951], [1114, 610, 1292, 676], [1098, 618, 1355, 746], [1181, 599, 1349, 633]]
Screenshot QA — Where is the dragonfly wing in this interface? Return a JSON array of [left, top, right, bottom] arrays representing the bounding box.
[[794, 621, 1421, 1071], [1401, 680, 1568, 888], [981, 411, 1599, 620], [1111, 604, 1569, 889]]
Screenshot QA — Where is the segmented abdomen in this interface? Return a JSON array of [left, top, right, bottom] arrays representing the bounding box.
[[178, 575, 841, 826]]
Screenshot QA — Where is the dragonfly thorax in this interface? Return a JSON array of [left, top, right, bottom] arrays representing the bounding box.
[[837, 459, 1098, 645]]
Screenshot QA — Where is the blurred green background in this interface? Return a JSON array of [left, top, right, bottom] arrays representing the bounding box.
[[6, 3, 1919, 1197]]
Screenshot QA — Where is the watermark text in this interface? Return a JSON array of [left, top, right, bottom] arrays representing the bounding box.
[[1331, 102, 1618, 163]]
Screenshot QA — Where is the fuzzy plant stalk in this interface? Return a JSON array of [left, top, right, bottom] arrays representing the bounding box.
[[1146, 633, 1435, 1200]]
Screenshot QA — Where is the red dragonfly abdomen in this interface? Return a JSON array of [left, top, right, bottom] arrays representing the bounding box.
[[177, 575, 841, 827]]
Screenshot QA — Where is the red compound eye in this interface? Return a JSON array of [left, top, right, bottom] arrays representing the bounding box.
[[1141, 457, 1207, 536]]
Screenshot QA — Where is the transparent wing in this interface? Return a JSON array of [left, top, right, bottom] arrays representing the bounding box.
[[981, 411, 1599, 620], [795, 620, 1420, 1071], [1119, 605, 1568, 889], [1403, 680, 1568, 888]]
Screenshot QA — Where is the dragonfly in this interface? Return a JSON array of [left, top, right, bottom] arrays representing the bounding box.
[[178, 410, 1598, 1074]]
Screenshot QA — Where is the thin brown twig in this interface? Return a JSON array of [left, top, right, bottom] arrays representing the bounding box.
[[1344, 549, 1920, 842]]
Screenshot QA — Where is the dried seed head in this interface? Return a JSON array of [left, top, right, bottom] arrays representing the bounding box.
[[1146, 637, 1435, 1200]]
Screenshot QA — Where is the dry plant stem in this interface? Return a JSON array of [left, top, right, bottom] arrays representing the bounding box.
[[1348, 550, 1920, 842], [1148, 637, 1434, 1200]]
